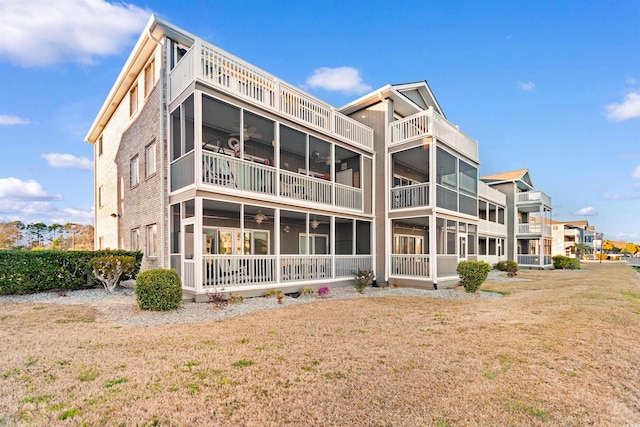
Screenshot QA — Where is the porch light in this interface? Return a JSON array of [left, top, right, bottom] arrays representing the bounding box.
[[311, 218, 320, 229], [254, 210, 267, 225]]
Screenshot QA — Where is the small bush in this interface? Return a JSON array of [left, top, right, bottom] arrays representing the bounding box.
[[207, 288, 229, 309], [263, 288, 283, 298], [354, 268, 374, 293], [456, 261, 492, 293], [493, 261, 508, 271], [90, 255, 136, 293], [135, 269, 182, 311], [504, 260, 519, 277], [317, 286, 331, 298], [228, 294, 245, 304], [299, 286, 315, 297], [552, 255, 581, 270]]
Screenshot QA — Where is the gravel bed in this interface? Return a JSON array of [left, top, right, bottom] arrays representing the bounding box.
[[0, 271, 520, 327]]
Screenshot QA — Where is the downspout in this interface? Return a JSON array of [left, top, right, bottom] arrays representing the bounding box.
[[148, 29, 167, 268]]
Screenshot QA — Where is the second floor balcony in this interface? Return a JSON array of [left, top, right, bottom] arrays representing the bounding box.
[[516, 191, 552, 208]]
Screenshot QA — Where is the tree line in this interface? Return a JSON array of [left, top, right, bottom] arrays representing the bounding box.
[[0, 221, 94, 250]]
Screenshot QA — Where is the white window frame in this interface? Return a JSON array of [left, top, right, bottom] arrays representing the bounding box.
[[146, 224, 157, 257], [129, 84, 138, 116], [299, 233, 328, 255], [98, 185, 104, 208], [144, 59, 155, 98], [131, 228, 140, 251], [130, 155, 139, 187], [145, 142, 156, 178], [393, 234, 424, 254]]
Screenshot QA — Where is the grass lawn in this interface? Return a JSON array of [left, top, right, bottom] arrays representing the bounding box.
[[1, 262, 639, 426]]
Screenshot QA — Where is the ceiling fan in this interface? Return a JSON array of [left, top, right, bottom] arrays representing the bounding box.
[[231, 126, 262, 140], [311, 150, 340, 165]]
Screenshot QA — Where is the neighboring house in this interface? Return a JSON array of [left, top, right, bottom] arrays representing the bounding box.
[[85, 16, 552, 300], [551, 220, 594, 258], [481, 169, 553, 269]]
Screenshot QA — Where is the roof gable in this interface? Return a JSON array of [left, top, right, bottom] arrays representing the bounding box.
[[481, 168, 534, 191]]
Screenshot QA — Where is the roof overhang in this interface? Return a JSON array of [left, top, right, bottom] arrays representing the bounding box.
[[84, 15, 195, 143], [339, 81, 445, 118]]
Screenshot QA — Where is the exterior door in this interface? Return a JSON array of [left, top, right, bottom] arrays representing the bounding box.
[[458, 233, 467, 262], [182, 220, 195, 288]]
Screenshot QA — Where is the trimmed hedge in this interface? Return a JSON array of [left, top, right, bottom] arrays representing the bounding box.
[[457, 261, 492, 293], [135, 269, 182, 311], [0, 250, 142, 295], [552, 255, 581, 270]]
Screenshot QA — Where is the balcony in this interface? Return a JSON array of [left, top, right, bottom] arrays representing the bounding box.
[[390, 183, 430, 210], [198, 151, 362, 210], [170, 39, 373, 152], [518, 223, 552, 237], [516, 191, 552, 207], [478, 219, 507, 237], [388, 108, 478, 162]]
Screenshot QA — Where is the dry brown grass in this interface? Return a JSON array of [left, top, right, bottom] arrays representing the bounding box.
[[1, 263, 639, 426]]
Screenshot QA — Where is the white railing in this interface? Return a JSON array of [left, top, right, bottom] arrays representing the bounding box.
[[280, 170, 332, 205], [437, 255, 459, 278], [478, 220, 507, 236], [478, 181, 506, 205], [170, 151, 195, 191], [517, 191, 552, 207], [517, 255, 541, 266], [202, 151, 276, 195], [335, 183, 362, 210], [202, 255, 277, 288], [517, 223, 552, 236], [388, 109, 478, 161], [170, 46, 196, 100], [391, 255, 430, 277], [624, 256, 640, 267], [431, 112, 478, 161], [183, 260, 195, 289], [389, 111, 429, 145], [335, 255, 373, 278], [281, 255, 332, 282], [391, 183, 430, 209], [171, 40, 373, 152]]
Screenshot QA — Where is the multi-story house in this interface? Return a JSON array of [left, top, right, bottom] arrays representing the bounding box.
[[481, 169, 553, 269], [86, 16, 551, 300], [552, 220, 596, 258]]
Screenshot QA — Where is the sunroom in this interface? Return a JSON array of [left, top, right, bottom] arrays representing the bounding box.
[[170, 198, 373, 298]]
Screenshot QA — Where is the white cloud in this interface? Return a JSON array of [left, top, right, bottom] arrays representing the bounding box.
[[632, 165, 640, 179], [0, 201, 93, 225], [42, 153, 92, 170], [0, 177, 61, 201], [0, 0, 151, 66], [605, 91, 640, 122], [0, 114, 32, 125], [572, 206, 598, 216], [518, 81, 535, 91], [305, 67, 371, 94]]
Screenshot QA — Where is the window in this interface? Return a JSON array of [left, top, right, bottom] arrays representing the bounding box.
[[436, 147, 457, 188], [446, 220, 457, 255], [458, 160, 477, 196], [144, 59, 155, 98], [129, 84, 138, 116], [98, 236, 104, 250], [97, 136, 103, 157], [130, 156, 139, 187], [98, 185, 104, 207], [393, 235, 424, 254], [131, 228, 140, 251], [146, 224, 157, 257], [299, 234, 328, 255], [145, 142, 156, 177]]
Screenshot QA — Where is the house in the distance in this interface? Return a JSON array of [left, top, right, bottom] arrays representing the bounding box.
[[481, 169, 553, 269], [85, 15, 552, 300]]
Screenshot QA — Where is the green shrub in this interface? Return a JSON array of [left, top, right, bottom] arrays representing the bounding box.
[[354, 268, 374, 293], [135, 269, 182, 311], [263, 288, 283, 298], [504, 260, 519, 277], [456, 261, 492, 293], [552, 255, 581, 270], [0, 250, 142, 295], [493, 261, 508, 271], [89, 255, 136, 293]]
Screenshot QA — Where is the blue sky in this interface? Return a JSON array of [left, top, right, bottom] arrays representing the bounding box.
[[0, 0, 638, 241]]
